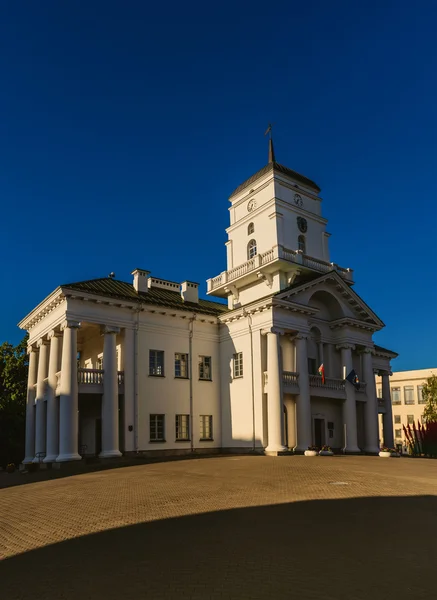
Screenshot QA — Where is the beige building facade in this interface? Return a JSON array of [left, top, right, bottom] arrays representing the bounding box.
[[375, 368, 436, 452]]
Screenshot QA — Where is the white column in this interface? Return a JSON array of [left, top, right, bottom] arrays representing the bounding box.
[[381, 371, 394, 448], [100, 326, 122, 458], [33, 339, 49, 462], [44, 330, 61, 462], [23, 346, 38, 464], [265, 330, 287, 453], [57, 320, 81, 462], [294, 334, 312, 451], [362, 349, 379, 454], [338, 344, 360, 453], [122, 327, 135, 452]]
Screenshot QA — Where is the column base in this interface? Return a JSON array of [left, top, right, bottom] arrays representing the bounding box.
[[22, 456, 35, 464], [56, 453, 82, 462], [344, 446, 362, 454], [43, 454, 59, 463], [99, 449, 122, 459], [364, 446, 380, 455], [265, 444, 287, 454]]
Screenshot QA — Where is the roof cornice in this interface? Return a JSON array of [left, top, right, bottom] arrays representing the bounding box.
[[18, 287, 65, 330]]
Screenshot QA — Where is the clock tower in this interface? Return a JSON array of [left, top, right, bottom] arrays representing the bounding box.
[[207, 138, 352, 308]]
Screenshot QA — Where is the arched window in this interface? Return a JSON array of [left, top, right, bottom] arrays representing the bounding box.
[[247, 239, 257, 259], [298, 235, 306, 254], [248, 222, 255, 235]]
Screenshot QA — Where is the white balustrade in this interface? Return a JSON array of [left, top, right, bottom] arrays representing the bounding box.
[[282, 371, 299, 387], [309, 374, 346, 391]]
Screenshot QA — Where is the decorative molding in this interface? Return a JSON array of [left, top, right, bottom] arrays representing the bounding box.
[[18, 290, 66, 331], [27, 345, 38, 354], [336, 343, 356, 351], [257, 271, 273, 288], [101, 325, 121, 336], [36, 338, 49, 348], [47, 330, 62, 340], [61, 320, 81, 331]]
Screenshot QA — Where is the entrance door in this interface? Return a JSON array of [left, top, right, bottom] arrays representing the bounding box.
[[314, 418, 324, 448], [95, 418, 102, 456]]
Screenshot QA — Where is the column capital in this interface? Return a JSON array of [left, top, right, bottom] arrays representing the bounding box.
[[359, 347, 374, 355], [61, 319, 81, 331], [27, 344, 38, 354], [47, 329, 62, 340], [336, 343, 356, 351], [294, 332, 309, 340], [36, 338, 49, 348], [261, 327, 285, 336], [378, 369, 392, 377], [101, 325, 121, 335]]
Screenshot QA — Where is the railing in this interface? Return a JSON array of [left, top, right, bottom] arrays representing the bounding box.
[[309, 374, 346, 391], [208, 245, 353, 290], [282, 371, 299, 387], [356, 382, 367, 393], [78, 368, 104, 384]]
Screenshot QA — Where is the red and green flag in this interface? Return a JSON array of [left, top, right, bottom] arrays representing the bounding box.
[[318, 363, 325, 384]]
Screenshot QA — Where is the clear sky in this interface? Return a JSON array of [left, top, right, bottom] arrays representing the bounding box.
[[1, 1, 436, 370]]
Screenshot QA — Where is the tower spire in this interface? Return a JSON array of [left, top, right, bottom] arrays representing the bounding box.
[[264, 123, 276, 163]]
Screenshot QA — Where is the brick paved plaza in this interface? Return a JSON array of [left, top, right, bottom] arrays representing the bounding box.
[[1, 455, 436, 599]]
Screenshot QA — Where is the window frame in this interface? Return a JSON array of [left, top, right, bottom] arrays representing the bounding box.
[[407, 414, 414, 425], [199, 356, 212, 381], [394, 415, 401, 424], [149, 349, 165, 377], [391, 387, 401, 405], [233, 352, 243, 378], [394, 429, 402, 439], [199, 415, 213, 441], [418, 385, 425, 404], [149, 414, 165, 442], [298, 235, 306, 253], [404, 386, 415, 405], [175, 414, 190, 441], [247, 239, 257, 259], [174, 352, 189, 379], [247, 222, 255, 235]]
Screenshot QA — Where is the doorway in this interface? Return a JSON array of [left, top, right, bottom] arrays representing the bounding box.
[[314, 418, 325, 448]]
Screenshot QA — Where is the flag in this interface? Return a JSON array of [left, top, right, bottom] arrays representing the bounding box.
[[318, 363, 325, 384], [345, 369, 360, 390]]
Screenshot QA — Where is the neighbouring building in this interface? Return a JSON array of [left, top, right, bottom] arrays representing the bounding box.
[[19, 140, 398, 464], [376, 368, 437, 452]]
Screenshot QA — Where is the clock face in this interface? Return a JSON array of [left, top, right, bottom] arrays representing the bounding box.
[[297, 217, 308, 233], [247, 199, 257, 212], [294, 193, 303, 208]]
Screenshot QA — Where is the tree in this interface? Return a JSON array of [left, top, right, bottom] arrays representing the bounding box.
[[0, 335, 28, 466], [422, 374, 437, 424]]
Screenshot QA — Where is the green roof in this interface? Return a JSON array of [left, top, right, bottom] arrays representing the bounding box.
[[374, 344, 398, 356], [230, 162, 321, 198], [61, 278, 228, 317]]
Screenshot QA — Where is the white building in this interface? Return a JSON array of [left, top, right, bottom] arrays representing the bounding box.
[[375, 368, 437, 452], [19, 142, 397, 463]]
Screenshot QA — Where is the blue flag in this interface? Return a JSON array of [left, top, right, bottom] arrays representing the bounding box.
[[346, 369, 360, 390]]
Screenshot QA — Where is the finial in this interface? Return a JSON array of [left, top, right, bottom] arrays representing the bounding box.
[[264, 123, 276, 163]]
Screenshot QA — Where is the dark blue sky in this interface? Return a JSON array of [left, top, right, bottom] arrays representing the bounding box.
[[1, 1, 436, 370]]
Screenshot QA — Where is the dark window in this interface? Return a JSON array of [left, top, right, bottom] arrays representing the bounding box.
[[149, 350, 164, 376], [150, 414, 165, 442]]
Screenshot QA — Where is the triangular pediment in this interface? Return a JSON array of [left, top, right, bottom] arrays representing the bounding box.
[[274, 270, 384, 330]]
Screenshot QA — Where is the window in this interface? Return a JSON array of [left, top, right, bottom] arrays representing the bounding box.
[[248, 222, 255, 235], [391, 387, 401, 405], [308, 358, 317, 375], [233, 352, 243, 378], [377, 388, 383, 398], [199, 356, 212, 380], [175, 353, 188, 378], [298, 235, 306, 253], [149, 350, 164, 376], [394, 415, 401, 424], [96, 354, 103, 370], [407, 414, 414, 425], [175, 415, 190, 441], [150, 414, 165, 442], [418, 386, 425, 404], [404, 386, 415, 405], [247, 239, 257, 259], [395, 429, 402, 439], [200, 415, 213, 440]]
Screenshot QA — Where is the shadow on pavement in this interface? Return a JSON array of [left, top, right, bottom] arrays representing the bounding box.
[[2, 495, 436, 600]]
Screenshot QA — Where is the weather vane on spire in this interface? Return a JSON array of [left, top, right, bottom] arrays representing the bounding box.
[[264, 122, 276, 163]]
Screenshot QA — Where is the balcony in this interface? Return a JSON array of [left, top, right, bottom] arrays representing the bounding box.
[[54, 369, 125, 395], [207, 245, 354, 296], [262, 372, 364, 399]]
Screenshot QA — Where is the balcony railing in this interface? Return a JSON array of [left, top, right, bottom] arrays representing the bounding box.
[[78, 368, 104, 384], [207, 245, 353, 292], [283, 371, 299, 386], [309, 374, 346, 391]]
